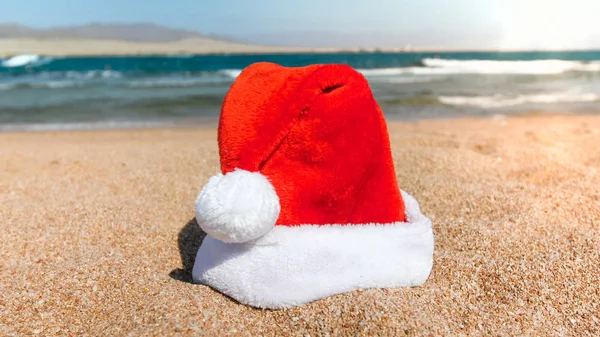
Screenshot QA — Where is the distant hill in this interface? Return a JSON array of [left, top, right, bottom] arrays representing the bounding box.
[[0, 23, 342, 57], [0, 23, 241, 43]]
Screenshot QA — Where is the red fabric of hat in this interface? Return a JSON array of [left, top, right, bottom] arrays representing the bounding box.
[[192, 62, 434, 309]]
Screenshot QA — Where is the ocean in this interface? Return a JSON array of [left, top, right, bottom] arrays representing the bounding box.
[[2, 51, 600, 131]]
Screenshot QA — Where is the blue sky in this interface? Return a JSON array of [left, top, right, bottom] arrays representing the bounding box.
[[1, 0, 496, 34], [2, 0, 600, 49]]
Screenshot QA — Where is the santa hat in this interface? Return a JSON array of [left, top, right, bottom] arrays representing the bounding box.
[[192, 62, 434, 309]]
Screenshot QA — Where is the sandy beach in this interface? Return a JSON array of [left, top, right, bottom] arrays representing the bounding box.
[[0, 38, 347, 57], [1, 115, 599, 336], [0, 37, 572, 58]]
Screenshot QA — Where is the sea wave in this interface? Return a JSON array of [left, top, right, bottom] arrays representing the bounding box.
[[127, 75, 234, 88], [0, 70, 236, 91], [439, 92, 599, 108], [1, 54, 55, 68], [364, 75, 443, 84], [215, 67, 443, 83], [63, 70, 123, 79], [128, 79, 220, 88], [194, 60, 600, 78], [34, 81, 83, 89], [219, 69, 242, 78], [357, 59, 600, 77], [422, 58, 600, 75], [0, 120, 199, 132], [358, 68, 412, 76], [0, 83, 15, 90], [0, 82, 79, 90]]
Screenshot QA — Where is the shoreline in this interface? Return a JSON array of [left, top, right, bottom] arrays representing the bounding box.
[[1, 111, 596, 134], [0, 118, 221, 133], [0, 113, 534, 134]]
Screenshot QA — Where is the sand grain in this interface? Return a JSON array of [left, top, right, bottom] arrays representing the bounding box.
[[1, 115, 599, 336]]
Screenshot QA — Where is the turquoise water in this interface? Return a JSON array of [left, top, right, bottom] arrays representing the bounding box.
[[2, 51, 600, 130]]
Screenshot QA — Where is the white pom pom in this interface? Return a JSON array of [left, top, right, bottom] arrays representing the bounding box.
[[195, 169, 280, 243]]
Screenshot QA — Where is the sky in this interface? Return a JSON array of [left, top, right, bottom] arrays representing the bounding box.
[[2, 0, 600, 50]]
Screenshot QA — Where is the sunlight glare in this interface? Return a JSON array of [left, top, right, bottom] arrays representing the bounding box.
[[498, 0, 591, 50]]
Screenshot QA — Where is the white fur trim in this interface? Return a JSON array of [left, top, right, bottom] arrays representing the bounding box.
[[192, 190, 434, 309], [194, 169, 280, 243]]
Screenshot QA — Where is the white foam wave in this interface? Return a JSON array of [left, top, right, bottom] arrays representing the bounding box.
[[128, 79, 202, 88], [0, 119, 217, 132], [127, 76, 230, 88], [358, 68, 410, 76], [0, 70, 235, 91], [63, 70, 122, 79], [357, 59, 600, 77], [0, 70, 124, 91], [216, 67, 439, 84], [2, 54, 41, 67], [219, 69, 242, 78], [439, 92, 599, 108], [370, 76, 442, 84], [1, 54, 54, 68], [0, 83, 16, 90], [32, 81, 81, 89], [0, 120, 183, 132], [0, 80, 83, 90], [422, 58, 600, 75], [356, 68, 447, 84]]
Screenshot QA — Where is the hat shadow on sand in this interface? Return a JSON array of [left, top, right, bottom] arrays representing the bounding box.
[[169, 218, 206, 283], [168, 219, 266, 308], [169, 217, 266, 284]]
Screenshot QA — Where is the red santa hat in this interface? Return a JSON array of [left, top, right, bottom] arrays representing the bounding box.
[[192, 62, 434, 309]]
